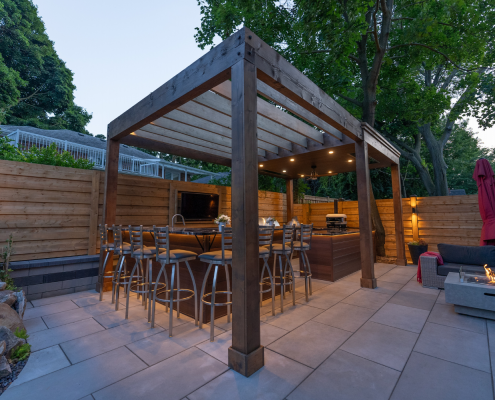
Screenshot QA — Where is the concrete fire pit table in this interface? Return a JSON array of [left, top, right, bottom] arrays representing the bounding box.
[[445, 272, 495, 320]]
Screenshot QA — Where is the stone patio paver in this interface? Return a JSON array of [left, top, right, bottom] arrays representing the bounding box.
[[341, 321, 418, 371], [370, 303, 429, 333], [390, 352, 493, 400], [2, 347, 146, 400], [287, 349, 400, 400], [312, 302, 376, 332], [7, 263, 495, 400], [267, 320, 351, 368], [60, 319, 164, 364], [414, 322, 491, 372], [92, 347, 228, 400], [427, 303, 487, 334], [10, 345, 70, 386], [187, 349, 312, 400]]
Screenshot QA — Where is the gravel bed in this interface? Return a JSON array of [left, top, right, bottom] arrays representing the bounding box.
[[0, 357, 29, 395]]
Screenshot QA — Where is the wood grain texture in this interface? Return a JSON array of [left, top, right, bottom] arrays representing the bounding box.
[[391, 164, 406, 265]]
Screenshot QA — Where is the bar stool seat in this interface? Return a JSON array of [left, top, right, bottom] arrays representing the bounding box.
[[292, 241, 309, 250], [157, 249, 198, 260], [265, 243, 292, 252], [259, 247, 270, 256], [199, 250, 233, 261], [132, 246, 160, 256]]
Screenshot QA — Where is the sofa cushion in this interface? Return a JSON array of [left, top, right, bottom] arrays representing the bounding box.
[[437, 262, 487, 277], [437, 243, 495, 267]]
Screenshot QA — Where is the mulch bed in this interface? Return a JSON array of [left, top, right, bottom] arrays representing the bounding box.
[[0, 357, 30, 395]]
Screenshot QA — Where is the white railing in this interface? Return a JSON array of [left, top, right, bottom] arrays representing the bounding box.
[[6, 129, 221, 181]]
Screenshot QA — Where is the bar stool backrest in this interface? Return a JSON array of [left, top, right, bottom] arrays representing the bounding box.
[[259, 226, 274, 258], [129, 225, 144, 259], [99, 224, 109, 249], [153, 226, 170, 264], [282, 224, 295, 253], [300, 223, 314, 250], [221, 227, 233, 263], [112, 225, 124, 254]]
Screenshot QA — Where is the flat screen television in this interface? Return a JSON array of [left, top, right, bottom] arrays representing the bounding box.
[[180, 192, 219, 221]]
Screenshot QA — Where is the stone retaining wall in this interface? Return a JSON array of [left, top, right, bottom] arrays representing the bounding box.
[[9, 255, 100, 301]]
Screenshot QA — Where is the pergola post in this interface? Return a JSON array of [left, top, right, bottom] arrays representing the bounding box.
[[391, 164, 407, 266], [286, 179, 294, 222], [228, 58, 264, 376], [355, 140, 377, 289], [97, 138, 120, 293]]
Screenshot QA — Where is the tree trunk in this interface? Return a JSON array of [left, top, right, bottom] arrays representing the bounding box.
[[419, 123, 448, 196]]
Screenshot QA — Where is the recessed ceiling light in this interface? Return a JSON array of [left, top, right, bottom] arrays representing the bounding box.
[[290, 158, 295, 161], [300, 175, 304, 177], [283, 170, 286, 173], [328, 171, 332, 173], [259, 164, 263, 167], [329, 151, 334, 154], [348, 159, 353, 162]]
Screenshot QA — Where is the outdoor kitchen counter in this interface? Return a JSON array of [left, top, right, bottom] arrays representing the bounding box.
[[305, 229, 374, 282]]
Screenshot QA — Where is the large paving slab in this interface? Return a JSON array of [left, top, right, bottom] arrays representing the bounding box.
[[313, 302, 376, 332], [188, 349, 312, 400], [288, 349, 400, 400], [92, 347, 228, 400], [2, 347, 146, 400], [427, 303, 487, 334], [23, 300, 79, 320], [370, 303, 429, 333], [340, 321, 418, 371], [260, 304, 323, 331], [391, 352, 493, 400]]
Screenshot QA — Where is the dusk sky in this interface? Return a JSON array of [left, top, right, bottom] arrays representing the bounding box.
[[35, 0, 494, 148]]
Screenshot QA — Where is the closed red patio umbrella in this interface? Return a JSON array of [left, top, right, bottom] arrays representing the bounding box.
[[473, 158, 495, 246]]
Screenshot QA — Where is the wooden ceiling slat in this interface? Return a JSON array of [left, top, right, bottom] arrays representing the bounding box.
[[256, 80, 343, 141], [151, 116, 279, 154], [136, 126, 266, 157], [191, 91, 308, 148], [162, 110, 292, 151], [211, 81, 325, 144]]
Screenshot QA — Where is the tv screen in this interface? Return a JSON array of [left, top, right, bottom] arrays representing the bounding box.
[[180, 192, 219, 221]]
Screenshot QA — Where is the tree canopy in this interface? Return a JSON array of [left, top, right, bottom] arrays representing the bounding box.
[[0, 0, 92, 133]]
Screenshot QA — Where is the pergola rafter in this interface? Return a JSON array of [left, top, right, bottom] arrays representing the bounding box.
[[103, 27, 406, 377]]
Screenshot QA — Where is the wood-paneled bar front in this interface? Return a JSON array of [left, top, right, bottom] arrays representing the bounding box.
[[103, 27, 405, 376]]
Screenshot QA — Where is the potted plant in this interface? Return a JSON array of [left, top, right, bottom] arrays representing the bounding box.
[[266, 217, 279, 226], [408, 239, 428, 265], [214, 215, 231, 232]]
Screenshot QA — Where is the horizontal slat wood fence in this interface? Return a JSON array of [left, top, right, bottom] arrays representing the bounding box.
[[0, 161, 483, 263]]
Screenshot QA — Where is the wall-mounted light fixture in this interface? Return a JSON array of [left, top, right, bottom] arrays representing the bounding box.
[[412, 207, 417, 214]]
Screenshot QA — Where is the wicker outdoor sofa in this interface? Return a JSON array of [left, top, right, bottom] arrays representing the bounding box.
[[420, 243, 495, 289]]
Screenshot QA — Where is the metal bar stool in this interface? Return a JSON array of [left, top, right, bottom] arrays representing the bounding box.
[[151, 226, 199, 336], [125, 225, 164, 322], [111, 225, 140, 310], [266, 224, 295, 313], [259, 225, 276, 316], [293, 223, 314, 302], [198, 227, 232, 342], [98, 224, 114, 302]]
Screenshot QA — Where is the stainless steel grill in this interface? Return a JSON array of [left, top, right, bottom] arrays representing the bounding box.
[[326, 214, 347, 230]]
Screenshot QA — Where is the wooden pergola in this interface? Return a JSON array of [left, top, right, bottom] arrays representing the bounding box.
[[102, 27, 406, 377]]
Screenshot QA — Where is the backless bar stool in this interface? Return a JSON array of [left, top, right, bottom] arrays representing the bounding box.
[[259, 225, 276, 316], [292, 224, 314, 302], [266, 224, 295, 313], [98, 224, 114, 302], [111, 225, 138, 310], [125, 225, 163, 322], [198, 227, 233, 342], [151, 226, 199, 336]]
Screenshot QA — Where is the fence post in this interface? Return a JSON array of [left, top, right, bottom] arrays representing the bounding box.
[[88, 171, 100, 255], [411, 196, 419, 242]]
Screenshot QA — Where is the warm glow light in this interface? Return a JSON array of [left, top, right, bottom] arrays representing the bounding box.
[[259, 164, 264, 167], [130, 132, 136, 135], [290, 158, 295, 161], [329, 151, 334, 154], [328, 171, 332, 173], [283, 170, 287, 173], [348, 159, 353, 162], [485, 265, 495, 282], [300, 175, 304, 177]]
